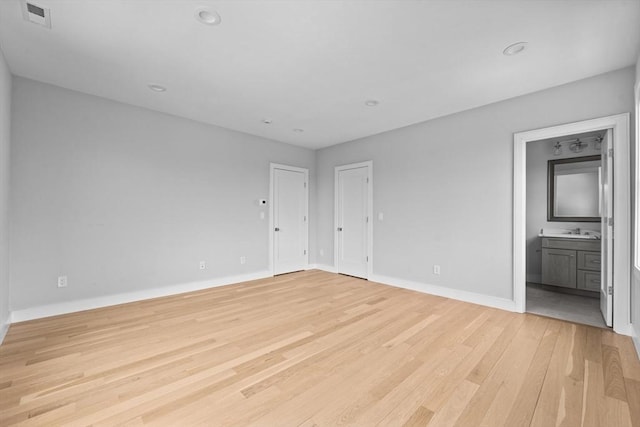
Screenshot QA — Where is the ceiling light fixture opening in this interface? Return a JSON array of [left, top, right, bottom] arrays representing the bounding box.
[[148, 84, 167, 92], [293, 128, 304, 133], [262, 119, 273, 124], [365, 100, 379, 107], [503, 42, 528, 56], [195, 8, 221, 25]]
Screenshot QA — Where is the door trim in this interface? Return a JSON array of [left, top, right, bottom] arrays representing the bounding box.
[[513, 114, 631, 335], [269, 163, 309, 276], [334, 161, 373, 279]]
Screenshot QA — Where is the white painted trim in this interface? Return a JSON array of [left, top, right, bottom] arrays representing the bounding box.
[[10, 270, 272, 323], [629, 324, 640, 358], [334, 161, 373, 279], [513, 113, 632, 335], [370, 274, 517, 312], [0, 314, 10, 345], [631, 324, 640, 360], [634, 80, 640, 273], [269, 163, 309, 276]]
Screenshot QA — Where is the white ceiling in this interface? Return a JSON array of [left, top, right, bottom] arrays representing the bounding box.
[[0, 0, 638, 149]]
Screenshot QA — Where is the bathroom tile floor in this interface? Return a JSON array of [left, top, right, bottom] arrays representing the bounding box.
[[526, 283, 607, 329]]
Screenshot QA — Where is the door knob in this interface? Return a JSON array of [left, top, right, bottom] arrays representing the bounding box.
[[275, 227, 280, 231], [337, 227, 343, 231]]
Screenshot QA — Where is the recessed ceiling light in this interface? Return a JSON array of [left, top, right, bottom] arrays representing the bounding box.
[[365, 100, 379, 107], [148, 84, 166, 92], [262, 119, 272, 124], [195, 8, 221, 25], [503, 42, 528, 56], [293, 128, 304, 133]]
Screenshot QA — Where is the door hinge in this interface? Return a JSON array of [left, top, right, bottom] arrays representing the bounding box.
[[608, 286, 612, 296], [304, 215, 307, 222], [608, 217, 614, 227], [304, 182, 307, 188], [366, 177, 369, 183], [366, 256, 369, 262], [366, 216, 369, 223], [304, 249, 307, 255], [608, 148, 613, 158]]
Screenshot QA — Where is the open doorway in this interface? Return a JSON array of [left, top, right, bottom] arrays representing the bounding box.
[[524, 130, 609, 328], [513, 114, 632, 335]]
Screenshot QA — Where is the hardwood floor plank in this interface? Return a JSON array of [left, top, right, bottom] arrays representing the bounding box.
[[401, 405, 434, 427], [427, 380, 478, 427], [624, 378, 640, 427], [582, 359, 608, 427], [603, 344, 628, 401], [465, 313, 526, 385], [503, 319, 561, 426], [454, 315, 549, 427], [0, 270, 638, 426], [530, 322, 583, 427]]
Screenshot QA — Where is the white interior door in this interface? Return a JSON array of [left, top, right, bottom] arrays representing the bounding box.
[[272, 166, 308, 275], [336, 164, 371, 279], [600, 128, 613, 327]]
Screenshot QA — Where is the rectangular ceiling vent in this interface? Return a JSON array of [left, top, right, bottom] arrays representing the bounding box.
[[21, 1, 51, 29]]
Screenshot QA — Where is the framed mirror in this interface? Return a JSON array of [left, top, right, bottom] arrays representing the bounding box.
[[547, 155, 601, 222]]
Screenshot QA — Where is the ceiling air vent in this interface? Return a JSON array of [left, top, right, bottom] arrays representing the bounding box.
[[20, 1, 51, 28]]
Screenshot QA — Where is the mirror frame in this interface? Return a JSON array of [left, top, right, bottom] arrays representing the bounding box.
[[547, 155, 601, 222]]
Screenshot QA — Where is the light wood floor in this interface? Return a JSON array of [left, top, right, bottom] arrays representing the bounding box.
[[1, 270, 639, 426]]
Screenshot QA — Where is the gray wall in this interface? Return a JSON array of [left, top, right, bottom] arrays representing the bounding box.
[[525, 141, 601, 283], [316, 67, 635, 300], [0, 49, 10, 333], [9, 77, 316, 310]]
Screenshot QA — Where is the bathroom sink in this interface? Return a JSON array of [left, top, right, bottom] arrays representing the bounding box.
[[539, 233, 599, 240], [538, 229, 600, 240]]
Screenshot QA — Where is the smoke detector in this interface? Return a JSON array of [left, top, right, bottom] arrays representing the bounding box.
[[20, 1, 51, 29]]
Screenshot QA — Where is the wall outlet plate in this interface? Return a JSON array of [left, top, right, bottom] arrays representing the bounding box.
[[57, 276, 68, 288]]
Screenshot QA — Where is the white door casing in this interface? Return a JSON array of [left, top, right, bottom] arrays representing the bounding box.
[[270, 164, 308, 275], [600, 129, 613, 327], [334, 161, 373, 279], [513, 114, 631, 335]]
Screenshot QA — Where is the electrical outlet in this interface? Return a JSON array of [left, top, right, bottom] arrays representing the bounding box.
[[433, 265, 441, 275], [240, 256, 246, 265], [57, 276, 68, 288], [199, 261, 206, 270]]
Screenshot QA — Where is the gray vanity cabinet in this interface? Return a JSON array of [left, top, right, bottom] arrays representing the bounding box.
[[541, 248, 576, 288], [541, 237, 600, 292]]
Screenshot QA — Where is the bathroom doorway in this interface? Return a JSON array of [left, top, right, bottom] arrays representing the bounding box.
[[525, 130, 608, 327], [513, 114, 631, 334]]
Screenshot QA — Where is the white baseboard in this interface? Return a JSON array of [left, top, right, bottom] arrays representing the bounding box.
[[369, 273, 518, 312], [631, 324, 640, 360], [0, 313, 10, 345], [10, 270, 272, 323]]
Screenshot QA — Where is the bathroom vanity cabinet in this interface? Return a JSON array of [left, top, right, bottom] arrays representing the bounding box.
[[541, 237, 601, 292]]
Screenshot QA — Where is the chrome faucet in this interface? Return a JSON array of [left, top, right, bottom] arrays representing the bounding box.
[[572, 227, 581, 235]]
